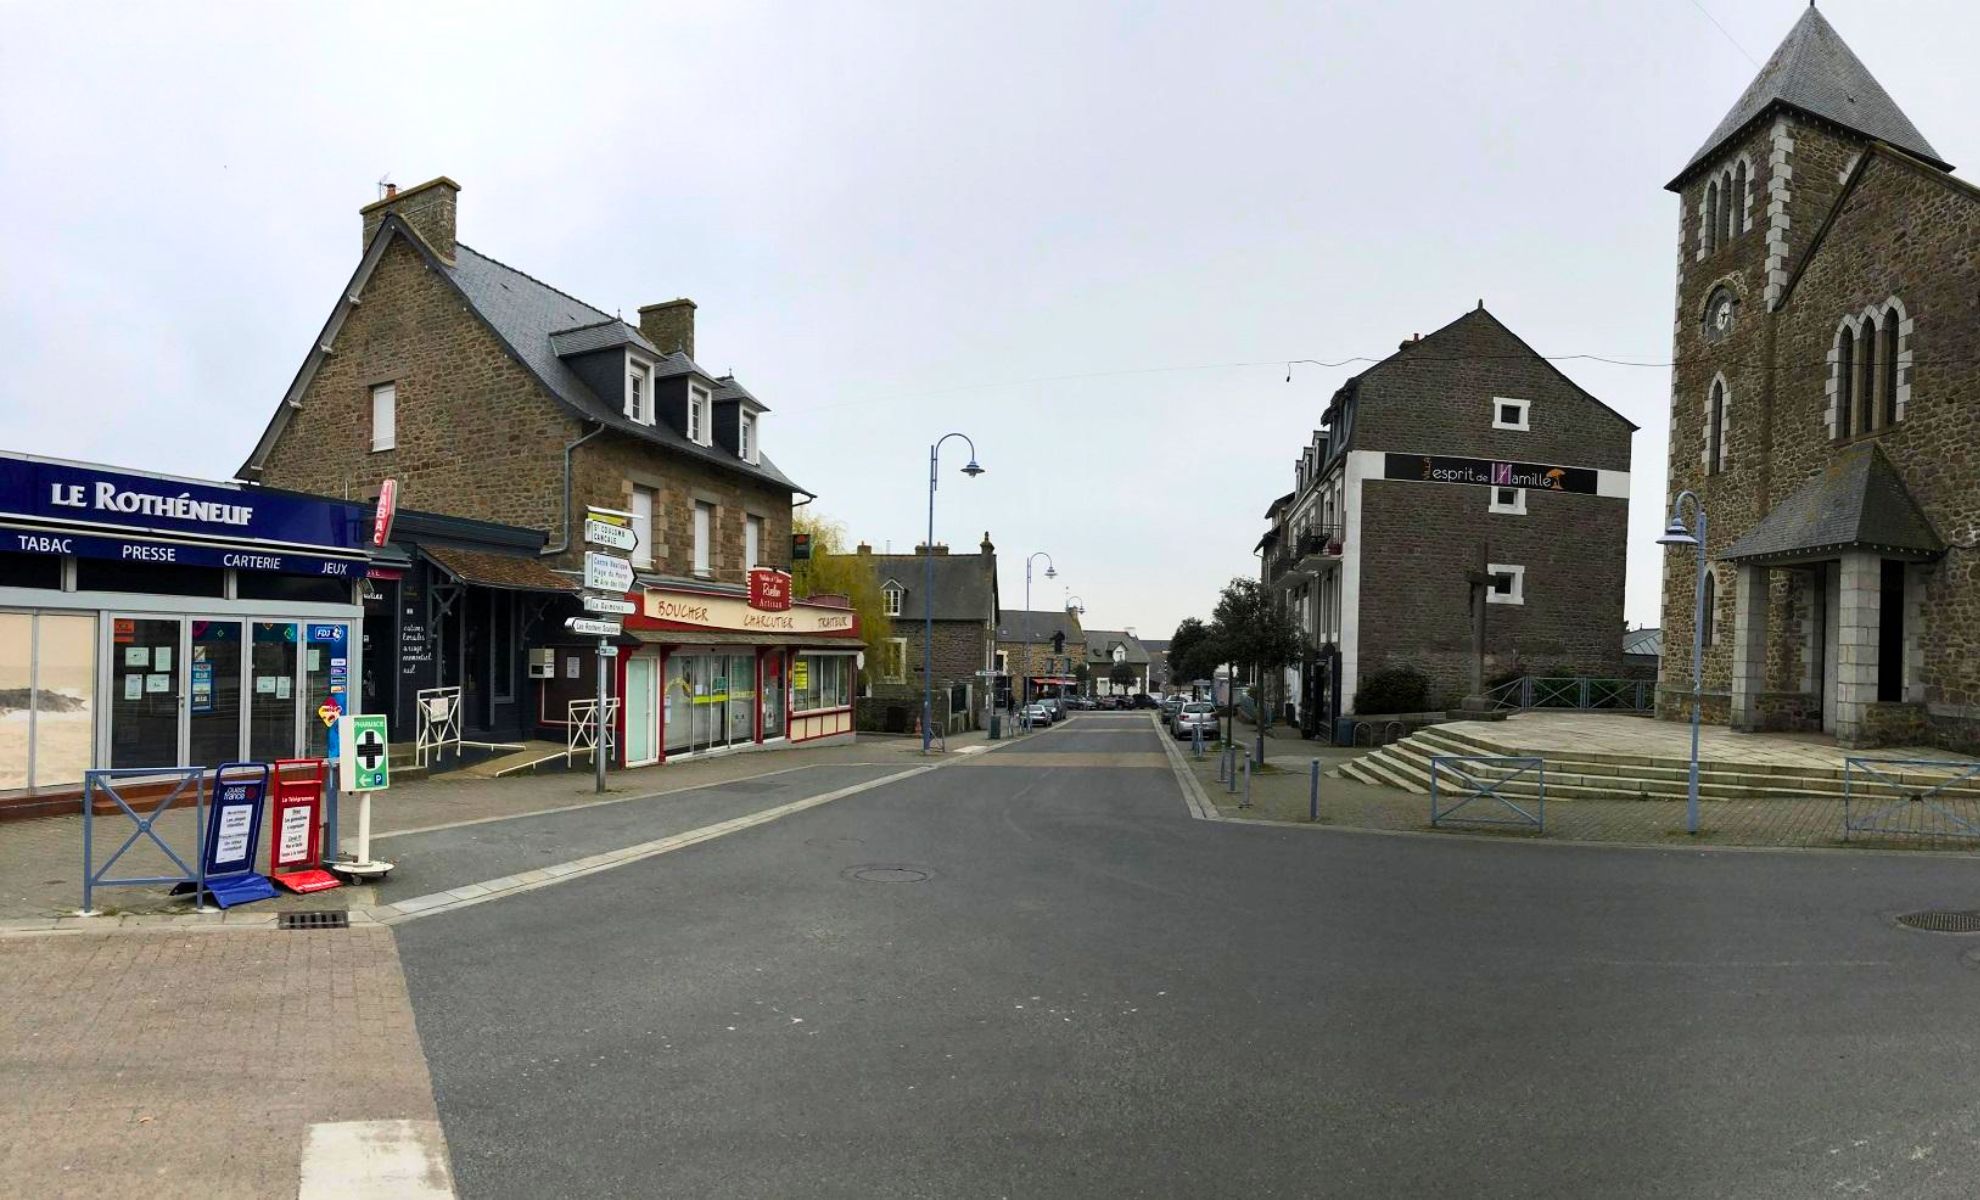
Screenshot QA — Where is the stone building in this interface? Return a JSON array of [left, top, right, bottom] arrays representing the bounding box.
[[238, 176, 860, 759], [859, 536, 999, 730], [1657, 8, 1980, 749], [995, 608, 1086, 706], [1261, 306, 1635, 729], [1084, 629, 1150, 697]]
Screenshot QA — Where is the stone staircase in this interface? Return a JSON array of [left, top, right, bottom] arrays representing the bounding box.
[[1338, 723, 1980, 803]]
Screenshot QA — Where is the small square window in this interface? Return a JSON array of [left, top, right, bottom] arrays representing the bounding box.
[[1492, 397, 1531, 431], [1489, 486, 1526, 515], [1486, 562, 1525, 606]]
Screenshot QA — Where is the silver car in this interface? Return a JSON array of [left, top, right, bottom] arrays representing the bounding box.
[[1171, 701, 1218, 740], [1020, 702, 1052, 728]]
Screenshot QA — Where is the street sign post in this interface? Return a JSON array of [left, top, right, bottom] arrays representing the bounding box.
[[577, 514, 633, 796], [332, 714, 395, 880], [566, 616, 623, 638], [582, 595, 637, 615], [584, 551, 634, 593], [583, 518, 638, 552]]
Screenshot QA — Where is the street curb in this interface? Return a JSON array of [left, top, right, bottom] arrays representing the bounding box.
[[1154, 713, 1222, 821]]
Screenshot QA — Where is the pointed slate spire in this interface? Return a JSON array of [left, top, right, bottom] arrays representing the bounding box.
[[1671, 5, 1947, 188]]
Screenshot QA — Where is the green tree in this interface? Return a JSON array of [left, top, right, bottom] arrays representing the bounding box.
[[1108, 661, 1138, 689], [790, 512, 892, 689], [1073, 663, 1091, 694], [1167, 616, 1223, 689], [1209, 576, 1304, 743]]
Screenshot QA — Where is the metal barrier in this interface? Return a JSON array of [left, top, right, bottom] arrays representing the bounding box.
[[82, 767, 207, 914], [1843, 758, 1980, 842], [566, 697, 621, 767], [415, 685, 463, 767], [1429, 755, 1545, 832], [1479, 676, 1654, 714]]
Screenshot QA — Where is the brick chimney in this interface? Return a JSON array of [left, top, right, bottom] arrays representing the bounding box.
[[980, 531, 995, 555], [856, 542, 872, 555], [638, 299, 696, 359], [361, 176, 460, 263], [913, 542, 950, 555]]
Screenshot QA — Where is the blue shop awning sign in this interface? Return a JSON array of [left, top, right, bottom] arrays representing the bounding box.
[[4, 526, 362, 577]]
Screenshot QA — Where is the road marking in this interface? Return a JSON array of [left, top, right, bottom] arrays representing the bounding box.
[[1155, 718, 1222, 821], [370, 764, 939, 925], [299, 1119, 455, 1199]]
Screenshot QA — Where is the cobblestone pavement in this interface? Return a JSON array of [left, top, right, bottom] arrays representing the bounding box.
[[1185, 721, 1980, 854], [2, 730, 1002, 920], [0, 928, 445, 1199]]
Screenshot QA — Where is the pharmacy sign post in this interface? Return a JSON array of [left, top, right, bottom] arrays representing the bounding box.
[[331, 713, 394, 880]]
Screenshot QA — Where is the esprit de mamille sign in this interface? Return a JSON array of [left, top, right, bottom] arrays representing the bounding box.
[[1381, 453, 1599, 495]]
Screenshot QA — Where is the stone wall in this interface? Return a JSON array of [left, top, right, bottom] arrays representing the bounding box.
[[868, 619, 992, 694], [570, 432, 792, 581]]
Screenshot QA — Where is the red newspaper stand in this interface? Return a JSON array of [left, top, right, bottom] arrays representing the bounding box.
[[269, 757, 342, 894]]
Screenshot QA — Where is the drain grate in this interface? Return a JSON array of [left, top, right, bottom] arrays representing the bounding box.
[[279, 910, 350, 931], [844, 866, 932, 884], [1895, 910, 1980, 934]]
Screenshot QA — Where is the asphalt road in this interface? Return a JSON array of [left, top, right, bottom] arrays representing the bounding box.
[[395, 714, 1980, 1198]]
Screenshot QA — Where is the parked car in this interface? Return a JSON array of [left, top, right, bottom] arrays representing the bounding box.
[[1040, 697, 1068, 722], [1171, 701, 1218, 740], [1160, 696, 1184, 721], [1070, 696, 1097, 710], [1131, 693, 1160, 709], [1020, 702, 1052, 727]]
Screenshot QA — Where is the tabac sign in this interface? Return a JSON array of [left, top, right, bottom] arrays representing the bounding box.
[[641, 587, 855, 635], [1382, 454, 1599, 495]]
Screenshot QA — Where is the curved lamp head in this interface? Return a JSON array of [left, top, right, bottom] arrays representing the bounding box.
[[1655, 514, 1698, 547], [961, 459, 985, 477], [1045, 566, 1058, 580]]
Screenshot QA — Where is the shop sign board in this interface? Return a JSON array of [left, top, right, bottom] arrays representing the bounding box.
[[269, 758, 341, 894], [582, 595, 637, 615], [791, 659, 810, 691], [1, 527, 363, 576], [584, 551, 634, 593], [196, 762, 276, 908], [643, 588, 856, 635], [371, 478, 398, 547], [748, 568, 792, 612], [1, 453, 367, 551], [338, 714, 391, 793], [567, 617, 622, 637], [1380, 453, 1600, 495]]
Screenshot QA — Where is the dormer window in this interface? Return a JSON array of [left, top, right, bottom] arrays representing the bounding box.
[[740, 413, 756, 463], [625, 359, 653, 424], [688, 382, 711, 445], [883, 582, 903, 617]]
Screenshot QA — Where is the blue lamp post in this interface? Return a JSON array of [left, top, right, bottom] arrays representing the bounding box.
[[1656, 490, 1708, 835], [924, 433, 984, 752]]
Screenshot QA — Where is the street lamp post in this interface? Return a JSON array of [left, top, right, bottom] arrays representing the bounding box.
[[925, 433, 984, 753], [1023, 552, 1057, 721], [1656, 490, 1708, 834], [1064, 595, 1086, 695]]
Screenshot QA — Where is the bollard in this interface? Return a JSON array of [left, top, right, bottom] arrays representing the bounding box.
[[1192, 722, 1204, 761], [1309, 758, 1320, 822], [1226, 746, 1238, 795], [1241, 756, 1252, 808]]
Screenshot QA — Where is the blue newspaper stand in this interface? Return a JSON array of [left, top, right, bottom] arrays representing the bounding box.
[[191, 761, 276, 907]]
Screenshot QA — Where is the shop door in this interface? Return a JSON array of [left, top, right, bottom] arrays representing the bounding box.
[[188, 621, 244, 767], [761, 653, 786, 739], [625, 656, 658, 766], [304, 624, 350, 760], [109, 617, 183, 768], [726, 654, 755, 744], [249, 622, 300, 762]]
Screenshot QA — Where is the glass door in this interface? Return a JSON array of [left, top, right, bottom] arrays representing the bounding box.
[[665, 653, 694, 755], [726, 653, 755, 744], [187, 620, 243, 767], [109, 617, 183, 768], [625, 656, 657, 766], [249, 622, 300, 762], [761, 652, 785, 740]]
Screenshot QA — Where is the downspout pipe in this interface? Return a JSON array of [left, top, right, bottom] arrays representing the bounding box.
[[543, 421, 607, 556]]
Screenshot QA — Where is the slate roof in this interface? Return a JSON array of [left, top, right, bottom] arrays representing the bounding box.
[[447, 243, 808, 495], [1622, 628, 1663, 659], [868, 551, 998, 623], [1721, 443, 1943, 563], [1672, 7, 1947, 187], [422, 545, 578, 592], [996, 608, 1084, 646], [1085, 629, 1151, 666], [546, 316, 661, 359]]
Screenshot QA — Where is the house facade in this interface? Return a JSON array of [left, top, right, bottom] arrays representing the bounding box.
[[240, 176, 859, 762], [860, 536, 999, 731], [1657, 8, 1980, 749], [994, 608, 1086, 706], [1084, 629, 1150, 697], [1263, 307, 1635, 729]]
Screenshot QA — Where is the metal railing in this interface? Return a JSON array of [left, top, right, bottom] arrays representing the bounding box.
[[415, 685, 463, 767], [82, 767, 207, 914], [1842, 757, 1980, 842], [1429, 755, 1546, 832], [1480, 676, 1654, 714], [566, 697, 621, 767]]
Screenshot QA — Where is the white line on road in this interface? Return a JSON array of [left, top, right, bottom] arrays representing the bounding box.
[[1154, 715, 1222, 821], [299, 1119, 455, 1199]]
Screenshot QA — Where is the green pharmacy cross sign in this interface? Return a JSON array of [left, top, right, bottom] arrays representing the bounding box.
[[340, 713, 391, 793]]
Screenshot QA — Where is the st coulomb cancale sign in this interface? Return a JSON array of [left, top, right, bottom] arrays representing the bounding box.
[[1382, 453, 1599, 495]]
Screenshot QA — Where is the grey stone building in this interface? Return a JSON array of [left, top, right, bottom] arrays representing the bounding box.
[[995, 608, 1086, 706], [1262, 306, 1635, 728], [1658, 7, 1980, 749], [859, 537, 999, 727], [1084, 629, 1150, 697]]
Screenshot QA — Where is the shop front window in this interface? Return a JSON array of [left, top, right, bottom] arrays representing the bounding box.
[[727, 653, 756, 743], [0, 612, 99, 790], [794, 654, 851, 712], [188, 620, 243, 767], [249, 622, 299, 762], [304, 624, 349, 760], [0, 613, 30, 789], [110, 617, 183, 769]]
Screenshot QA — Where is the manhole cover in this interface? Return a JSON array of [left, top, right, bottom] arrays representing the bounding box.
[[845, 866, 931, 883], [279, 910, 350, 931], [1895, 910, 1980, 934]]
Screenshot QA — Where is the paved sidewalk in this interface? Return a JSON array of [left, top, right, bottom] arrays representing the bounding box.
[[0, 928, 447, 1199], [1187, 719, 1980, 853], [2, 729, 1006, 920]]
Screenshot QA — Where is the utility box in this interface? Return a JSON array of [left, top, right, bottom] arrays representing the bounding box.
[[528, 648, 556, 679]]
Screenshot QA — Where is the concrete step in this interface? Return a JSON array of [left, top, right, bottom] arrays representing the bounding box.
[[1338, 755, 1427, 794]]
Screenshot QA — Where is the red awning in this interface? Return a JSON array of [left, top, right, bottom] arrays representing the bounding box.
[[1030, 676, 1079, 684]]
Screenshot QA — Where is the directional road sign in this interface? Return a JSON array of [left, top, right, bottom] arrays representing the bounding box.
[[582, 595, 637, 615], [584, 551, 634, 592], [338, 714, 391, 793], [584, 518, 639, 552], [567, 617, 623, 637]]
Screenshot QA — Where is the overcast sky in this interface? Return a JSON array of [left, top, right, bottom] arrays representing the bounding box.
[[3, 1, 1975, 640]]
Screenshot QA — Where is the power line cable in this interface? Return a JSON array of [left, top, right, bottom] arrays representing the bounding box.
[[1684, 0, 1762, 68]]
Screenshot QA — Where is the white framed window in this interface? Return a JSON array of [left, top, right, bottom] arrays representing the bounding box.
[[1489, 486, 1526, 515], [1486, 563, 1525, 606], [370, 383, 396, 452], [883, 582, 903, 616], [625, 359, 653, 424], [688, 383, 712, 445], [630, 487, 654, 569], [692, 501, 713, 575], [739, 413, 756, 462], [1491, 396, 1530, 431], [881, 637, 908, 683], [745, 515, 762, 569]]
